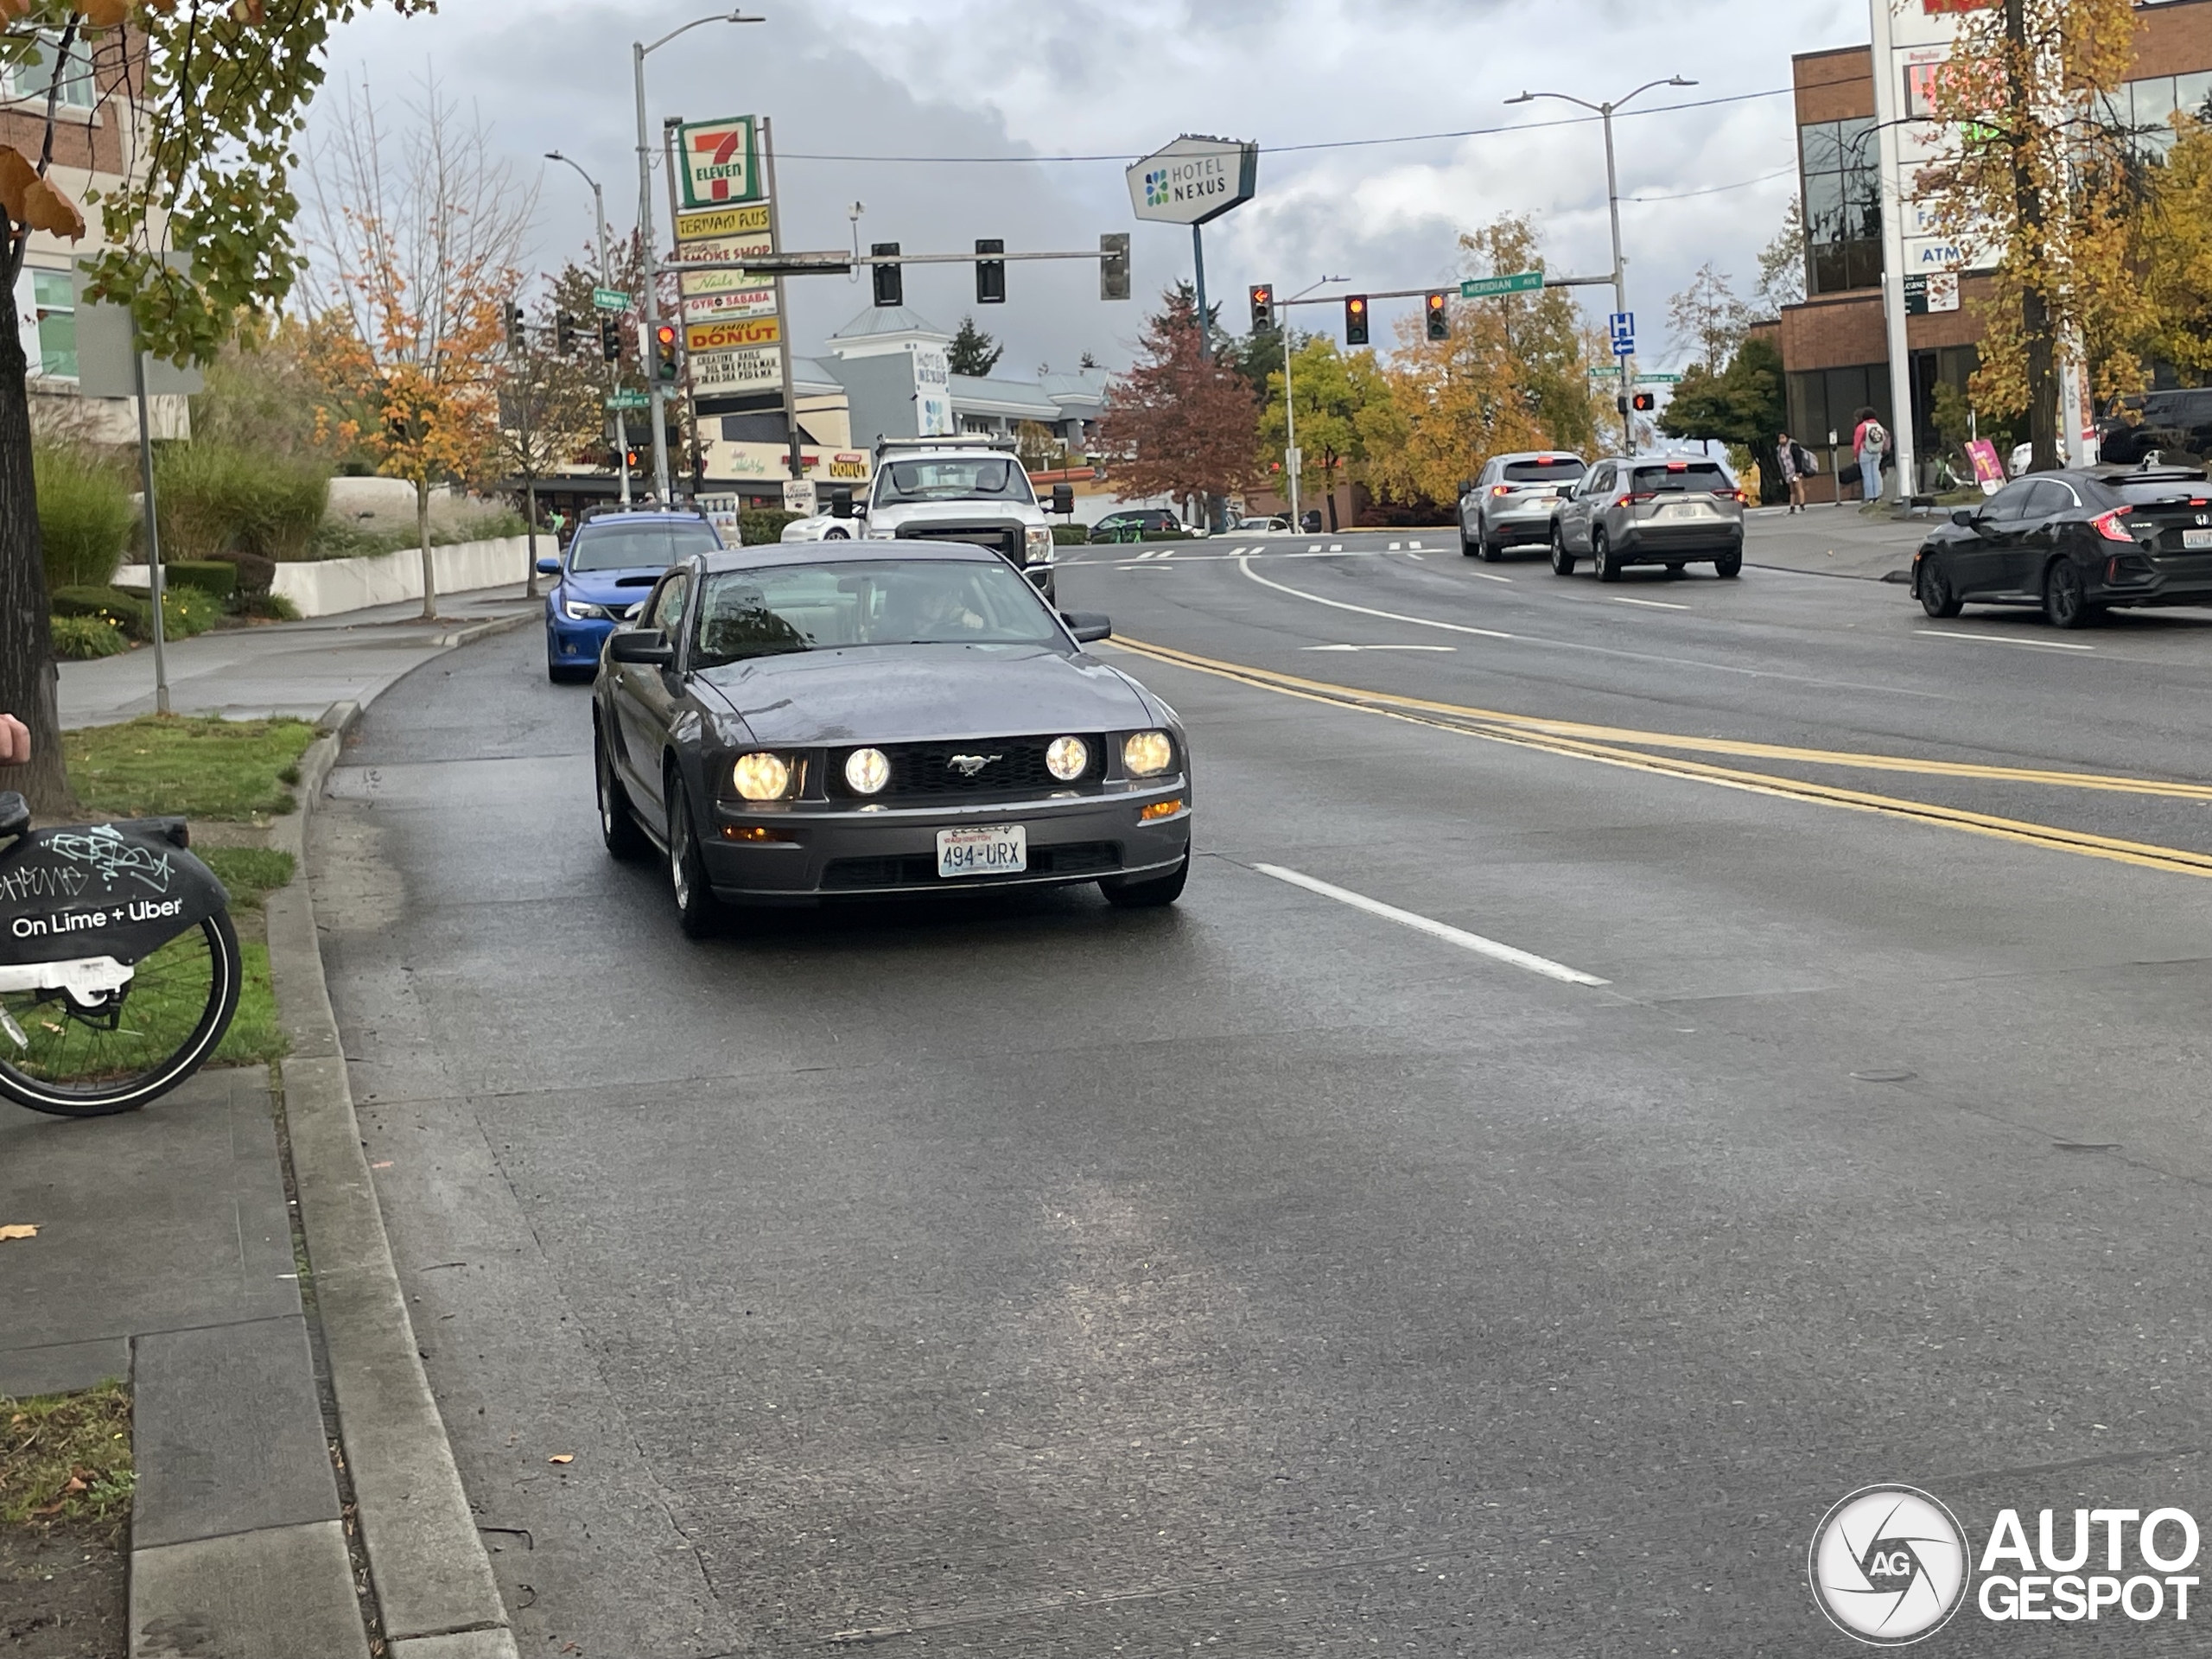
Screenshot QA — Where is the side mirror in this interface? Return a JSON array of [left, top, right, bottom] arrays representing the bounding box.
[[1052, 481, 1074, 515], [1060, 611, 1112, 644], [535, 556, 562, 575], [829, 488, 854, 519], [1458, 480, 1475, 497], [607, 628, 673, 666], [1950, 508, 1976, 526]]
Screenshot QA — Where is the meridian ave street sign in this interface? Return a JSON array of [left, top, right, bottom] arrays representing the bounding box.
[[1459, 270, 1543, 299]]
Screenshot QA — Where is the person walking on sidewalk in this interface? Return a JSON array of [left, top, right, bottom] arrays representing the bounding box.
[[1777, 430, 1806, 513], [1853, 407, 1891, 506]]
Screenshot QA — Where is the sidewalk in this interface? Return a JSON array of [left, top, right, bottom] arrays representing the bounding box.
[[1742, 504, 1929, 582], [59, 584, 539, 727], [7, 593, 534, 1658]]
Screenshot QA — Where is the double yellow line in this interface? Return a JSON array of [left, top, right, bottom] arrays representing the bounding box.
[[1113, 635, 2212, 880]]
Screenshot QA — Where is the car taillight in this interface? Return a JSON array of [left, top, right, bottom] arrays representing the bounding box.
[[2091, 506, 2133, 542], [1712, 487, 1745, 503], [1491, 484, 1512, 497], [1624, 491, 1658, 505]]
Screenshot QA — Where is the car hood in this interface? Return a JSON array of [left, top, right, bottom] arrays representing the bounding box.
[[696, 644, 1152, 745], [562, 568, 666, 606]]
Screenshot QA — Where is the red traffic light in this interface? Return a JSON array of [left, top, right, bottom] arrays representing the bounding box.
[[1630, 391, 1657, 411], [654, 323, 677, 347]]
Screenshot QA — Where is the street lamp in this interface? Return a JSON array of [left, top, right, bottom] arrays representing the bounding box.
[[1281, 275, 1346, 532], [546, 150, 632, 511], [635, 10, 763, 501], [1507, 76, 1694, 457]]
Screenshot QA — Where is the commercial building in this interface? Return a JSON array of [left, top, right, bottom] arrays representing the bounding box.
[[1781, 0, 2212, 500]]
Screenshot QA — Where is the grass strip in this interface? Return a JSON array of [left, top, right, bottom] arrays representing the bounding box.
[[66, 715, 318, 823], [0, 1383, 133, 1542]]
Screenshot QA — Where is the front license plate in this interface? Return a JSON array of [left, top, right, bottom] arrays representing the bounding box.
[[2183, 528, 2212, 550], [938, 824, 1027, 878]]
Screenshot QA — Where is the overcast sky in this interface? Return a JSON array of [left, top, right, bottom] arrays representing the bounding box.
[[318, 0, 1870, 379]]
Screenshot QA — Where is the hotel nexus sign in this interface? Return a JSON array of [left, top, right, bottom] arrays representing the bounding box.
[[1125, 136, 1259, 227]]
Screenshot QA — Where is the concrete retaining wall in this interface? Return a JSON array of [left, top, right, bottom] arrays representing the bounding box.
[[270, 537, 537, 618]]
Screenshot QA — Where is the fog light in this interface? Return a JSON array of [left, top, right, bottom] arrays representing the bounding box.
[[731, 753, 792, 801], [1138, 798, 1184, 822], [1046, 735, 1089, 780], [844, 747, 891, 795], [1123, 730, 1174, 777]]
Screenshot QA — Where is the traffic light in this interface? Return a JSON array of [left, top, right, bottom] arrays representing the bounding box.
[[1099, 232, 1130, 301], [1630, 391, 1657, 412], [599, 317, 620, 362], [653, 322, 679, 384], [1344, 295, 1369, 346], [976, 238, 1005, 305], [1249, 283, 1274, 331], [872, 242, 902, 307], [1424, 291, 1450, 341], [502, 302, 524, 353], [556, 313, 577, 355]]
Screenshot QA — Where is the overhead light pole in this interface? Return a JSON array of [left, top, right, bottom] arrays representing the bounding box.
[[1281, 275, 1346, 531], [635, 10, 762, 502], [1506, 76, 1694, 457], [546, 150, 632, 510]]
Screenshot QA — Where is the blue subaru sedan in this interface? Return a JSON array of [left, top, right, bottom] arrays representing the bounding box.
[[543, 510, 728, 683]]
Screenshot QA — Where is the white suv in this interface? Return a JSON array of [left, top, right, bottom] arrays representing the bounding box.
[[1459, 452, 1588, 561], [830, 436, 1066, 604]]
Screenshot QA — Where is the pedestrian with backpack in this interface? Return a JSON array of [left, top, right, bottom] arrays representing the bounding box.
[[1853, 407, 1890, 505], [1777, 430, 1808, 513]]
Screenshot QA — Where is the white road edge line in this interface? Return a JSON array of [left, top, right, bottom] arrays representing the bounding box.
[[1239, 553, 1516, 639], [1254, 863, 1610, 987], [1466, 569, 1513, 582], [1915, 629, 2095, 652], [1611, 595, 1689, 611]]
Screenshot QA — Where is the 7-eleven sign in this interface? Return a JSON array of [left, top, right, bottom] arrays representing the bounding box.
[[678, 116, 763, 210]]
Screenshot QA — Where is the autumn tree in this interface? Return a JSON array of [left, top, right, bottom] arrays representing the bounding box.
[[1255, 337, 1392, 530], [1917, 0, 2150, 469], [1668, 263, 1754, 369], [2132, 119, 2212, 383], [305, 76, 531, 619], [1096, 283, 1257, 516], [2, 0, 426, 812]]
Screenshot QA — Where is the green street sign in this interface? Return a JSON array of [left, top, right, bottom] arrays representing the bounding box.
[[1459, 270, 1543, 299], [604, 390, 652, 411], [592, 287, 632, 313], [1637, 372, 1685, 385]]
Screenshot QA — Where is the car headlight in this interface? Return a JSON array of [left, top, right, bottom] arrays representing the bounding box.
[[731, 752, 793, 801], [1122, 731, 1174, 777], [844, 747, 891, 795], [561, 597, 607, 621], [1045, 735, 1089, 781], [1025, 524, 1054, 563]]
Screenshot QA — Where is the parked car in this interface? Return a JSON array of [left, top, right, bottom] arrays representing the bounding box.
[[780, 513, 855, 543], [1091, 507, 1193, 543], [1548, 455, 1745, 580], [2097, 388, 2212, 467], [1459, 452, 1587, 561], [541, 507, 725, 683], [1234, 515, 1292, 534], [1912, 466, 2212, 628], [589, 541, 1193, 934]]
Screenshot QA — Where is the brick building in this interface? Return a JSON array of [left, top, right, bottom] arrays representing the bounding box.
[[4, 27, 183, 441], [1782, 0, 2212, 500]]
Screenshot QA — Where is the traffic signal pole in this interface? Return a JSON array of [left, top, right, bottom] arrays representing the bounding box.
[[633, 40, 671, 500]]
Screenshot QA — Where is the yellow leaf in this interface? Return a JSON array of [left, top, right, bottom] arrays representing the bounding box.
[[0, 147, 35, 226], [0, 1224, 39, 1242], [22, 176, 85, 240], [75, 0, 130, 24], [547, 1453, 574, 1465]]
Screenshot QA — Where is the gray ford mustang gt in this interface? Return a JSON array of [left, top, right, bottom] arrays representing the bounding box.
[[588, 540, 1193, 935]]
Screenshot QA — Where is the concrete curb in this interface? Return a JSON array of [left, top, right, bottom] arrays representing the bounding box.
[[435, 608, 537, 652], [260, 711, 519, 1653]]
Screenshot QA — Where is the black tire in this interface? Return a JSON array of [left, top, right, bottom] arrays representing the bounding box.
[[596, 722, 648, 861], [1459, 521, 1479, 557], [665, 772, 723, 938], [1713, 550, 1743, 579], [1549, 525, 1575, 576], [2043, 558, 2094, 629], [0, 911, 243, 1116], [1594, 530, 1623, 582], [1918, 557, 1963, 618], [1102, 851, 1188, 909], [1477, 523, 1503, 563]]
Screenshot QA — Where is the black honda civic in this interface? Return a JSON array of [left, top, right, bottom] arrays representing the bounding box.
[[1912, 465, 2212, 629], [588, 541, 1193, 934]]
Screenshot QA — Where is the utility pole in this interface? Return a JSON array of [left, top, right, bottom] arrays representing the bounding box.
[[1508, 77, 1694, 458], [1276, 276, 1346, 530]]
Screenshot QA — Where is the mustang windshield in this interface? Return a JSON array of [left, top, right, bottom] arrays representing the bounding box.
[[568, 524, 721, 572], [693, 559, 1065, 665]]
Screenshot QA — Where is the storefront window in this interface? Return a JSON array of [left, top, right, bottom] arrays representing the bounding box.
[[1799, 117, 1882, 296]]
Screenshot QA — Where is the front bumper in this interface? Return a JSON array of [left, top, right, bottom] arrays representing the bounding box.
[[547, 611, 615, 664], [697, 781, 1191, 900]]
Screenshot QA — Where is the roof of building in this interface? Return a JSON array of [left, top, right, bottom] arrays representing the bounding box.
[[827, 304, 951, 345], [946, 373, 1064, 421]]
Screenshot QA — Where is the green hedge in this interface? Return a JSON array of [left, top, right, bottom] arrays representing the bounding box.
[[1050, 523, 1090, 546], [48, 583, 218, 642], [155, 442, 329, 563], [49, 613, 129, 659], [165, 559, 238, 600], [34, 442, 137, 589], [737, 508, 802, 547]]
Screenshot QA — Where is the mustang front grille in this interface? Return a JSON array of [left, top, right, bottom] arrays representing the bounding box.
[[830, 737, 1104, 801]]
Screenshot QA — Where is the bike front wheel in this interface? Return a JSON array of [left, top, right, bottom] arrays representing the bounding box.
[[0, 912, 245, 1116]]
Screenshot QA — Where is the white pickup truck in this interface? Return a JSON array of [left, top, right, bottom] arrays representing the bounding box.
[[827, 436, 1069, 605]]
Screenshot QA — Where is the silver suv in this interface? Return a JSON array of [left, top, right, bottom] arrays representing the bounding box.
[[1459, 452, 1586, 561], [1548, 455, 1745, 581], [830, 436, 1066, 604]]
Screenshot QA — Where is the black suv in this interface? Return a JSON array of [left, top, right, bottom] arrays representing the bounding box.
[[2098, 389, 2212, 466]]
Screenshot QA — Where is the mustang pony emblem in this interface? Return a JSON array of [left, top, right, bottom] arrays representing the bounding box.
[[948, 753, 1001, 777]]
